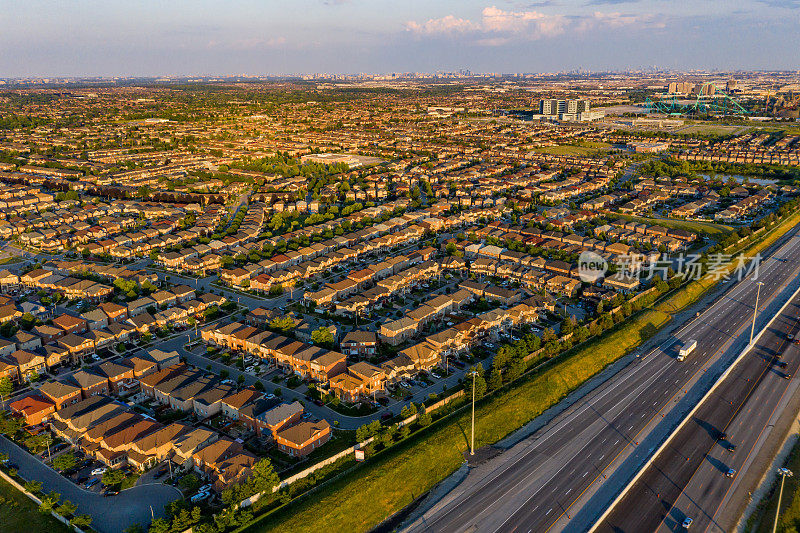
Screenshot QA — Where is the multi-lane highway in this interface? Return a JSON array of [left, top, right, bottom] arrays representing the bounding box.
[[404, 226, 800, 533], [597, 281, 800, 532]]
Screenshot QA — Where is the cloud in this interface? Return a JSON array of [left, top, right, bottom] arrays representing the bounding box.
[[406, 5, 653, 44], [405, 15, 480, 35], [406, 6, 566, 41], [576, 11, 663, 32]]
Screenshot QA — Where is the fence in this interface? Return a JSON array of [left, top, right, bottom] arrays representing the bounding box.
[[240, 389, 466, 508], [0, 468, 84, 533]]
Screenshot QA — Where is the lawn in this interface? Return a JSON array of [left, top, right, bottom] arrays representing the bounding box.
[[748, 435, 800, 532], [613, 213, 735, 238], [0, 476, 72, 533], [676, 124, 747, 136], [237, 212, 800, 533], [237, 309, 678, 533]]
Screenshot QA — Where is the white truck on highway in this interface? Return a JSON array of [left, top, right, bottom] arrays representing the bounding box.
[[677, 339, 698, 361]]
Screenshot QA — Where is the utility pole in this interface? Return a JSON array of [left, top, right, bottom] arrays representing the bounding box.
[[774, 468, 793, 533], [750, 281, 764, 345], [467, 369, 478, 456]]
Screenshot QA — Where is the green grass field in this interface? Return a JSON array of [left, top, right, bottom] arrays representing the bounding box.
[[237, 209, 800, 533], [614, 213, 735, 238], [236, 308, 683, 533], [748, 434, 800, 533], [0, 476, 72, 533]]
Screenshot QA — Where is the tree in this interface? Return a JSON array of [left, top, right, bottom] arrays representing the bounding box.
[[248, 458, 279, 493], [102, 468, 127, 487], [0, 375, 12, 402], [355, 424, 370, 442], [70, 514, 93, 528], [468, 364, 487, 399], [237, 374, 246, 385], [488, 368, 503, 391], [418, 411, 432, 427], [24, 480, 42, 494], [311, 326, 334, 348], [52, 452, 77, 472], [38, 491, 60, 514], [55, 500, 77, 518]]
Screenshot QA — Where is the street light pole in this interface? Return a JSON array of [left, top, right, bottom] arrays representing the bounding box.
[[750, 281, 764, 345], [467, 370, 478, 456], [774, 468, 793, 533]]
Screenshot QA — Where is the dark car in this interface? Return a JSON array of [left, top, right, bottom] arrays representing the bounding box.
[[103, 490, 119, 497], [154, 467, 169, 479], [776, 361, 788, 368], [725, 443, 736, 452], [784, 373, 793, 380]]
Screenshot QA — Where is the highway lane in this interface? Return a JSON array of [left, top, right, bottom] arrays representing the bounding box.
[[596, 296, 800, 532], [404, 227, 800, 533]]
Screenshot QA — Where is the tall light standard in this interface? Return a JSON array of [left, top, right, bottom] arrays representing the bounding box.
[[467, 369, 478, 456], [750, 281, 764, 345], [774, 468, 793, 533]]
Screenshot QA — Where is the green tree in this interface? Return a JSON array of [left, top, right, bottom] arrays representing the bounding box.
[[52, 452, 77, 471], [55, 500, 77, 518], [488, 368, 503, 391], [38, 491, 60, 514], [311, 326, 334, 347], [102, 468, 127, 487], [0, 375, 12, 402], [467, 364, 487, 399], [70, 514, 93, 528]]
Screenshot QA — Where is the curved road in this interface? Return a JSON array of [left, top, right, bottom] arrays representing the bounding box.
[[0, 436, 181, 533]]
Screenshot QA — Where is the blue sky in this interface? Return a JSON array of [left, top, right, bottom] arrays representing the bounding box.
[[1, 0, 799, 77]]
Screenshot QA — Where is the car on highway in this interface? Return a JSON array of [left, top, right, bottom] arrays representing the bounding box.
[[682, 517, 693, 529], [724, 443, 736, 452], [725, 468, 737, 478], [776, 361, 788, 368], [784, 373, 793, 380], [789, 334, 795, 340]]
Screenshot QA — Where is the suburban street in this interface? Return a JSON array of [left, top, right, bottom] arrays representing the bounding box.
[[0, 435, 181, 533], [403, 224, 800, 533]]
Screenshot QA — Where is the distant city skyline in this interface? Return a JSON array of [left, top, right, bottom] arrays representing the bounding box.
[[2, 0, 799, 77]]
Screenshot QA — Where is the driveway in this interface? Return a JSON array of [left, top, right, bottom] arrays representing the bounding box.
[[0, 436, 181, 533]]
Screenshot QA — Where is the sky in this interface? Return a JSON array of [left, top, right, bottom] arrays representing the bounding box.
[[1, 0, 799, 77]]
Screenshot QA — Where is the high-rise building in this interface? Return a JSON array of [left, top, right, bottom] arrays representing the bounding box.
[[539, 99, 590, 116], [726, 79, 737, 92], [538, 99, 599, 121]]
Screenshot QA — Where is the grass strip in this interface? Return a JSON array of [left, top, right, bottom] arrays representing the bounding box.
[[0, 476, 72, 533], [239, 212, 800, 533]]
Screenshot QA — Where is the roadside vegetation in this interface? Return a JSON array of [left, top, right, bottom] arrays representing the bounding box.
[[231, 198, 800, 533]]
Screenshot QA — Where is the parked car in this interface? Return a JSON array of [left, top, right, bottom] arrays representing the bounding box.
[[190, 490, 211, 503], [91, 467, 107, 476], [85, 478, 100, 488], [154, 467, 169, 479]]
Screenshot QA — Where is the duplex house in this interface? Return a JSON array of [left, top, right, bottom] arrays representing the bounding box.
[[275, 420, 331, 457]]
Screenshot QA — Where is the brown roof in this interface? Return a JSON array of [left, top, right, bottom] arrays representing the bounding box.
[[277, 420, 330, 447]]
